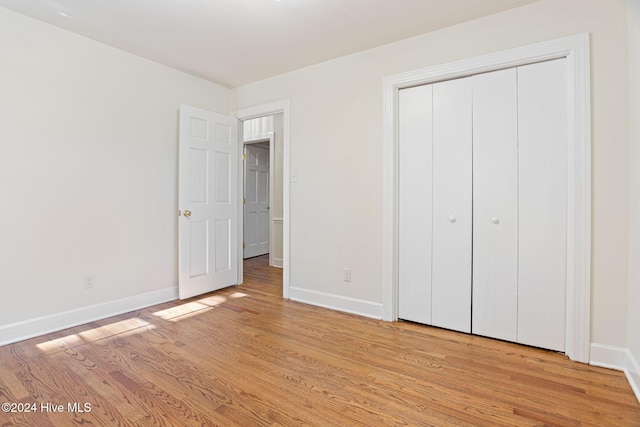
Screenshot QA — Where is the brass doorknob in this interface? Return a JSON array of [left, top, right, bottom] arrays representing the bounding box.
[[183, 210, 192, 218]]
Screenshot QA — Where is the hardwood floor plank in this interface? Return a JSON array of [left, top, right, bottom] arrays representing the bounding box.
[[0, 255, 638, 426]]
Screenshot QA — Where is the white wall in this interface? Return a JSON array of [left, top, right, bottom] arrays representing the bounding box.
[[626, 0, 640, 396], [234, 0, 631, 348], [0, 7, 230, 340]]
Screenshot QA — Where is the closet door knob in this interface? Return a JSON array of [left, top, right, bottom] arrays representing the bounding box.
[[448, 215, 456, 223], [491, 217, 499, 224]]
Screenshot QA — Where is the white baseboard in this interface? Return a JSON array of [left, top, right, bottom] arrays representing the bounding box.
[[590, 343, 640, 403], [271, 258, 283, 268], [289, 287, 383, 319], [629, 367, 640, 405], [0, 286, 178, 347]]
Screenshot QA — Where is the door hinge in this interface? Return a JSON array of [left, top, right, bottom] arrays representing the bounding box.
[[243, 153, 246, 161], [243, 198, 246, 205], [243, 243, 245, 249]]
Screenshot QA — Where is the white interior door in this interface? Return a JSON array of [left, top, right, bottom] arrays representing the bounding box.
[[431, 77, 473, 333], [471, 68, 519, 342], [398, 84, 434, 325], [244, 144, 270, 259], [178, 105, 238, 300]]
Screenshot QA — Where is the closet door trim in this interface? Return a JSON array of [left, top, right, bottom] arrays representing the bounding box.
[[382, 33, 591, 363]]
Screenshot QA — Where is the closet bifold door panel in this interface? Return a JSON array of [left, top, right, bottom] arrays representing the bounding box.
[[517, 58, 568, 352], [398, 85, 434, 325], [471, 69, 519, 342], [431, 78, 473, 333]]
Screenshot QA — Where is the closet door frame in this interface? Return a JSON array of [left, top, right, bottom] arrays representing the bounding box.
[[382, 34, 591, 363]]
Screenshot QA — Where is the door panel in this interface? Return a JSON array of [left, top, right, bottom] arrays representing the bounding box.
[[179, 105, 237, 299], [215, 219, 231, 272], [517, 58, 568, 351], [215, 152, 231, 203], [189, 220, 208, 278], [471, 68, 519, 342], [398, 85, 433, 325], [189, 148, 208, 203], [431, 77, 472, 333]]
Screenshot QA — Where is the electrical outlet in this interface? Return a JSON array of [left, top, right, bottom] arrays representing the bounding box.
[[343, 268, 351, 282], [84, 275, 95, 289]]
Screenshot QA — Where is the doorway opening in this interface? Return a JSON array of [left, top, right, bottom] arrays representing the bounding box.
[[236, 100, 290, 299], [241, 114, 284, 277], [242, 115, 283, 267]]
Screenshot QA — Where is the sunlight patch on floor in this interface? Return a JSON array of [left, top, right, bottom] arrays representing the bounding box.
[[197, 295, 228, 306], [35, 290, 254, 354], [153, 301, 213, 321], [36, 334, 84, 354], [36, 318, 155, 354], [151, 291, 252, 323], [229, 292, 248, 299]]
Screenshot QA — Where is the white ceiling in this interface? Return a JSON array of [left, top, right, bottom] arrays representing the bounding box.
[[0, 0, 539, 88]]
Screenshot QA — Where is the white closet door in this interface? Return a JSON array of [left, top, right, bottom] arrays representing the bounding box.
[[517, 58, 568, 351], [431, 77, 472, 333], [471, 69, 519, 342], [398, 85, 434, 324]]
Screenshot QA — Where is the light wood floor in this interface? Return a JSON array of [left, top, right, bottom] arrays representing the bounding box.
[[1, 255, 639, 426]]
